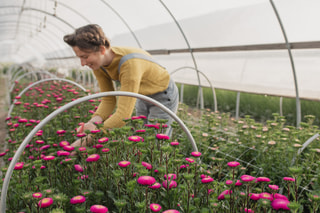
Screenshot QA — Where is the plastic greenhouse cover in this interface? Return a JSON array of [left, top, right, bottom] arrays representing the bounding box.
[[0, 0, 320, 100]]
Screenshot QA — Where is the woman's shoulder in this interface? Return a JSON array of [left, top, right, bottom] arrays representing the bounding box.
[[112, 46, 151, 56]]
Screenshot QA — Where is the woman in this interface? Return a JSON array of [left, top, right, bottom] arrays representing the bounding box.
[[63, 24, 179, 147]]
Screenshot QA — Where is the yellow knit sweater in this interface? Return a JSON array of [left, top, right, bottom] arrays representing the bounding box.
[[92, 46, 170, 129]]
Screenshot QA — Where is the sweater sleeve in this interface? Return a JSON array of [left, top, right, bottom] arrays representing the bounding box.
[[102, 60, 143, 129], [92, 69, 117, 121]]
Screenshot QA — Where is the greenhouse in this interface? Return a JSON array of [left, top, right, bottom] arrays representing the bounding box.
[[0, 0, 320, 212]]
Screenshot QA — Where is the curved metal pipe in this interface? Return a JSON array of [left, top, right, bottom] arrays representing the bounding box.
[[0, 91, 197, 211], [269, 0, 301, 127], [170, 66, 218, 112], [158, 0, 203, 109], [7, 77, 86, 118]]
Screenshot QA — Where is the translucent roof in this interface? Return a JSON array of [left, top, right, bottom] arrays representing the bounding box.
[[1, 0, 320, 100]]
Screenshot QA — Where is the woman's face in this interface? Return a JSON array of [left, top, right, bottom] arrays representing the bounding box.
[[73, 46, 104, 70]]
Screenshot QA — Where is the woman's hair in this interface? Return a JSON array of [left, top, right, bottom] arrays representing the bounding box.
[[63, 24, 110, 52]]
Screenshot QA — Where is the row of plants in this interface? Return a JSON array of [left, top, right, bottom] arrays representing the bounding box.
[[176, 84, 320, 127], [0, 75, 320, 212]]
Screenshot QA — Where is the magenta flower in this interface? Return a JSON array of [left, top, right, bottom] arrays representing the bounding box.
[[35, 140, 45, 144], [91, 129, 101, 133], [18, 118, 28, 123], [98, 137, 109, 143], [102, 148, 110, 153], [240, 175, 256, 182], [156, 133, 170, 140], [162, 210, 180, 213], [63, 145, 75, 152], [162, 180, 177, 189], [136, 129, 146, 133], [70, 195, 86, 204], [76, 133, 87, 138], [201, 177, 214, 184], [0, 152, 6, 157], [283, 177, 295, 182], [86, 154, 100, 162], [260, 192, 273, 201], [271, 199, 290, 210], [141, 161, 152, 170], [235, 180, 243, 186], [59, 141, 70, 147], [170, 141, 179, 146], [43, 156, 55, 161], [38, 197, 53, 208], [137, 176, 156, 186], [74, 164, 84, 172], [249, 193, 260, 201], [256, 177, 271, 182], [274, 193, 288, 200], [268, 184, 279, 191], [218, 190, 232, 200], [78, 147, 87, 152], [164, 173, 177, 180], [191, 151, 202, 157], [40, 145, 51, 151], [56, 130, 66, 134], [227, 161, 240, 167], [150, 203, 162, 212], [90, 204, 108, 213], [14, 162, 24, 170], [128, 135, 143, 142], [149, 182, 161, 189], [185, 158, 195, 163], [226, 180, 233, 185], [118, 161, 131, 168], [57, 150, 70, 156], [32, 192, 43, 199]]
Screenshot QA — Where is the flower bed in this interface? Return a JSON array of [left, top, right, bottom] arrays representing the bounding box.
[[1, 80, 320, 212]]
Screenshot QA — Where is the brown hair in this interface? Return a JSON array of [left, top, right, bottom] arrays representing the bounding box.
[[63, 24, 110, 52]]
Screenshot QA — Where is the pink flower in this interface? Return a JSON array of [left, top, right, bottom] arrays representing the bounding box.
[[18, 118, 28, 123], [164, 174, 177, 180], [40, 145, 51, 151], [142, 161, 152, 170], [59, 141, 70, 147], [86, 154, 100, 162], [137, 176, 156, 186], [240, 175, 256, 182], [260, 192, 273, 201], [43, 156, 55, 161], [274, 193, 288, 200], [14, 162, 24, 170], [218, 190, 232, 200], [57, 150, 70, 156], [118, 161, 131, 168], [128, 135, 143, 142], [102, 148, 110, 153], [0, 152, 6, 157], [249, 193, 260, 201], [156, 133, 170, 140], [150, 203, 162, 212], [70, 195, 86, 204], [268, 184, 279, 191], [162, 210, 179, 213], [256, 177, 271, 182], [78, 147, 86, 152], [227, 161, 240, 167], [136, 129, 146, 133], [90, 204, 109, 213], [185, 158, 195, 163], [98, 137, 109, 143], [191, 151, 202, 157], [32, 192, 43, 199], [271, 199, 290, 210], [76, 133, 87, 138], [56, 130, 66, 134], [74, 164, 84, 172], [35, 140, 45, 144], [235, 180, 243, 186], [170, 141, 179, 146], [201, 177, 214, 184], [91, 129, 101, 134], [38, 197, 53, 208], [226, 180, 233, 185], [149, 182, 161, 189], [162, 180, 177, 189], [63, 145, 75, 152], [283, 177, 295, 182]]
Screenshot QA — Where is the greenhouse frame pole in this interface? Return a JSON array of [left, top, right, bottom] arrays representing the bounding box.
[[0, 91, 197, 212], [269, 0, 301, 127]]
